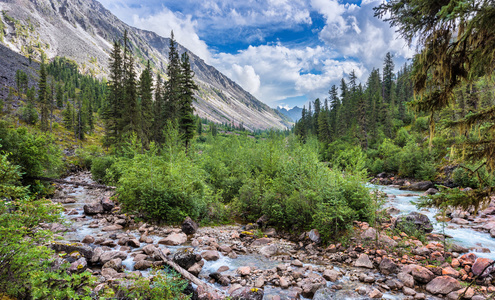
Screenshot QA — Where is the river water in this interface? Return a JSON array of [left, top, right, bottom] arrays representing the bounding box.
[[56, 173, 493, 299], [376, 185, 495, 259]]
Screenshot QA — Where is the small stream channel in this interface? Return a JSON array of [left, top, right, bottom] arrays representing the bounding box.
[[55, 173, 494, 299], [376, 185, 495, 259]]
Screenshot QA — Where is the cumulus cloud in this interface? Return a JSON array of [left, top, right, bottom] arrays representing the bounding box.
[[311, 0, 414, 67], [214, 44, 365, 104], [98, 0, 415, 108], [231, 64, 261, 95]]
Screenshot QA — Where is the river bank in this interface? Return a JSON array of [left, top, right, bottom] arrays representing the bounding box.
[[47, 171, 495, 299]]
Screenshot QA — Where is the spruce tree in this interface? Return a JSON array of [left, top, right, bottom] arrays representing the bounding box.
[[178, 52, 198, 150], [122, 31, 140, 136], [165, 31, 182, 121], [139, 60, 154, 147], [153, 74, 165, 144], [104, 40, 124, 146], [38, 58, 49, 132]]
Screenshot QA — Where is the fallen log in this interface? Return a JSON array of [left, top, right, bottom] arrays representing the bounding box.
[[156, 248, 224, 298], [31, 177, 116, 190]]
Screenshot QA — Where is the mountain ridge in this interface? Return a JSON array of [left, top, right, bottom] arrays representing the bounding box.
[[0, 0, 292, 130]]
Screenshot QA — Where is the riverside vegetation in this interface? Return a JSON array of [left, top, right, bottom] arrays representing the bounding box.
[[0, 0, 495, 298]]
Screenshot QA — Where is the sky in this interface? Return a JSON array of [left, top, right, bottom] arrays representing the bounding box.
[[98, 0, 415, 109]]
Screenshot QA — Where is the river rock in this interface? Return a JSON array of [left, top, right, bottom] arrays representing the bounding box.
[[355, 253, 374, 269], [103, 258, 122, 271], [251, 238, 272, 246], [313, 287, 336, 300], [424, 188, 439, 195], [442, 266, 460, 278], [379, 234, 398, 247], [188, 261, 204, 276], [230, 287, 263, 300], [379, 257, 398, 274], [68, 257, 87, 273], [101, 197, 115, 212], [451, 218, 469, 225], [102, 224, 123, 231], [181, 217, 199, 235], [50, 242, 93, 260], [394, 212, 433, 233], [407, 181, 434, 191], [397, 272, 415, 288], [409, 265, 435, 283], [133, 254, 147, 262], [259, 244, 278, 257], [425, 276, 461, 295], [81, 235, 95, 244], [361, 227, 377, 240], [83, 203, 104, 215], [173, 249, 202, 269], [218, 245, 232, 253], [202, 250, 220, 261], [158, 232, 187, 246], [134, 260, 153, 270], [99, 251, 127, 265], [101, 267, 125, 280], [237, 266, 251, 276], [308, 229, 321, 244], [472, 257, 495, 277], [459, 253, 478, 266], [323, 269, 340, 282], [301, 275, 326, 298], [369, 288, 383, 298]]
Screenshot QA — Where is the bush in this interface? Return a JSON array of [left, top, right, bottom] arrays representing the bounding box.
[[115, 150, 209, 223], [91, 155, 116, 183], [0, 154, 95, 299], [115, 269, 190, 300], [0, 121, 63, 180]]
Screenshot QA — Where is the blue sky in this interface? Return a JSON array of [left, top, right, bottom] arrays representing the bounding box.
[[98, 0, 414, 109]]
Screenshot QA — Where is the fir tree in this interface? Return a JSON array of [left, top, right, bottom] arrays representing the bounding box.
[[178, 52, 198, 150], [38, 58, 49, 132], [139, 60, 154, 147]]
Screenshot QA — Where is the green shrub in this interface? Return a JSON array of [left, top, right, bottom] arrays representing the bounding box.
[[0, 154, 95, 299], [116, 269, 190, 300], [91, 155, 116, 183], [115, 150, 208, 223], [0, 121, 63, 180]]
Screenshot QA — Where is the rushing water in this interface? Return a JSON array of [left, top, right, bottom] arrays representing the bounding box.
[[374, 184, 495, 260]]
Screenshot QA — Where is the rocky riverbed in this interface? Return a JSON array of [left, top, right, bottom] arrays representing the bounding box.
[[45, 172, 495, 299]]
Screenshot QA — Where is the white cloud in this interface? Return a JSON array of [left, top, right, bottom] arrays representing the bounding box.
[[214, 44, 365, 104], [312, 0, 414, 67], [231, 64, 261, 94], [131, 9, 212, 63]]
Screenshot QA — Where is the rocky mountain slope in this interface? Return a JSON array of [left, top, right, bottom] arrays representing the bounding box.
[[0, 0, 291, 130]]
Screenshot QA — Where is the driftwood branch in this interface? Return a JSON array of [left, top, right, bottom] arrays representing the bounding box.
[[31, 177, 116, 190], [156, 248, 223, 297]]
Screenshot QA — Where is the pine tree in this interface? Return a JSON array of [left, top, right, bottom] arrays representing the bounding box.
[[63, 101, 74, 130], [139, 60, 154, 147], [382, 52, 395, 105], [153, 74, 165, 144], [165, 31, 182, 121], [56, 82, 64, 108], [179, 52, 198, 150], [38, 58, 49, 132], [122, 31, 140, 135], [104, 39, 124, 146]]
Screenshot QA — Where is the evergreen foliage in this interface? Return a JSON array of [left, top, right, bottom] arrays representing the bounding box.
[[375, 0, 495, 209]]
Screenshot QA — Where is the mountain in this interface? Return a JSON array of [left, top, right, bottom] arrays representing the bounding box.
[[0, 0, 291, 130], [277, 106, 303, 123]]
